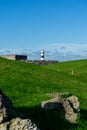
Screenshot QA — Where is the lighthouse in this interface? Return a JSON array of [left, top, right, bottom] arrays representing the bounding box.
[[40, 50, 44, 61]]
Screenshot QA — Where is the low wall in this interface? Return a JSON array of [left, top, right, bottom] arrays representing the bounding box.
[[25, 60, 58, 65]]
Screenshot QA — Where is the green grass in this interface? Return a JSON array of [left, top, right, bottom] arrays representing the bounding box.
[[0, 57, 87, 130]]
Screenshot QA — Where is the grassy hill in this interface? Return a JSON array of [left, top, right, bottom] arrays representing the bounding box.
[[0, 57, 87, 130]]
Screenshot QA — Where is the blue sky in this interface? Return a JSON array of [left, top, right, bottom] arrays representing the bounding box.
[[0, 0, 87, 61]]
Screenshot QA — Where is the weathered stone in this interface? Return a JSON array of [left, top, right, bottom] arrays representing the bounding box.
[[64, 96, 80, 123], [0, 122, 9, 130], [0, 90, 40, 130], [46, 92, 70, 98], [41, 97, 64, 110], [9, 117, 40, 130], [63, 98, 79, 123], [0, 117, 40, 130], [67, 95, 80, 110], [41, 95, 80, 123], [0, 90, 15, 123]]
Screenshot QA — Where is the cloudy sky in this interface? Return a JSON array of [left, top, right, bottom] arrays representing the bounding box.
[[0, 0, 87, 61]]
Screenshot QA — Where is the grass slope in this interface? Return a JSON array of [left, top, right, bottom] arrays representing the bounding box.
[[0, 57, 87, 130]]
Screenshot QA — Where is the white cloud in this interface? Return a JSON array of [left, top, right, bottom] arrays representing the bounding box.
[[0, 43, 87, 61], [41, 43, 87, 61]]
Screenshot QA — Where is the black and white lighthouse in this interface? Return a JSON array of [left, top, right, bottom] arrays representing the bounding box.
[[40, 50, 44, 61]]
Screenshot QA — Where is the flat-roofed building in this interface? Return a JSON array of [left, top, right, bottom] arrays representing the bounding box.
[[1, 54, 27, 61]]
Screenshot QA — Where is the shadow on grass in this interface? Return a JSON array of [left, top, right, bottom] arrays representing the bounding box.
[[80, 109, 87, 120], [14, 105, 78, 130]]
